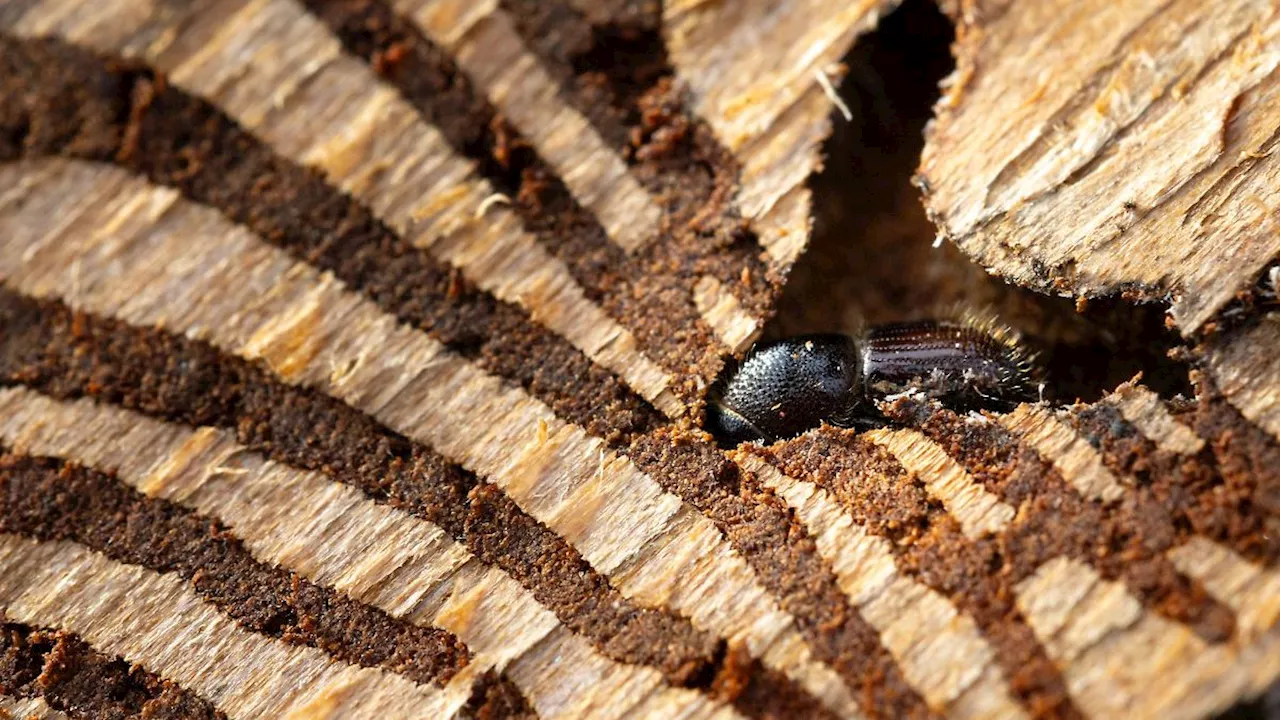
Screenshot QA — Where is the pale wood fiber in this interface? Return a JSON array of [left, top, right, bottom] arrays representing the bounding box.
[[919, 0, 1280, 457], [865, 428, 1016, 538], [1016, 556, 1280, 720], [997, 405, 1127, 503], [400, 0, 662, 255], [0, 695, 70, 720], [736, 456, 1025, 720], [0, 535, 457, 720], [6, 0, 682, 416], [389, 0, 754, 353], [0, 387, 740, 720], [1104, 380, 1205, 455], [664, 0, 897, 268], [692, 275, 761, 353], [920, 0, 1280, 335], [1168, 538, 1280, 641], [1, 0, 1277, 715], [1205, 316, 1280, 441], [0, 158, 855, 718]]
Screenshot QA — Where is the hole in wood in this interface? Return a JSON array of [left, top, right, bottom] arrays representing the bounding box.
[[764, 0, 1192, 405]]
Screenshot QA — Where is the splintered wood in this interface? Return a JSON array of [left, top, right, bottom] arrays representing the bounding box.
[[1205, 315, 1280, 439], [0, 695, 69, 720], [919, 0, 1280, 446], [920, 0, 1280, 336], [666, 0, 898, 267], [0, 534, 459, 718]]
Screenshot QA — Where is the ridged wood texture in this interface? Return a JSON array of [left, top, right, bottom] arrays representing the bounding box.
[[0, 1, 1276, 719]]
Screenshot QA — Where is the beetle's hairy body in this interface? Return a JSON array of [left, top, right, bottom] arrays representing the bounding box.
[[707, 320, 1038, 445], [862, 320, 1038, 409]]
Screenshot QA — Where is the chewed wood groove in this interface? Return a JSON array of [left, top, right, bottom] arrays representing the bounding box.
[[0, 0, 1277, 718], [736, 455, 1026, 720], [864, 427, 1017, 539]]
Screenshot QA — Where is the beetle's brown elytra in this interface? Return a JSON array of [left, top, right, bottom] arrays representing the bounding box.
[[706, 319, 1040, 445]]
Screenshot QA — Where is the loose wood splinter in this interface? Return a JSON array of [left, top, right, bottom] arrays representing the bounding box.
[[707, 318, 1040, 444]]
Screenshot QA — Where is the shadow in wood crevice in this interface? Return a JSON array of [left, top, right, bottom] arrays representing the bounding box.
[[764, 0, 1193, 405], [1214, 680, 1280, 720], [1207, 257, 1280, 338]]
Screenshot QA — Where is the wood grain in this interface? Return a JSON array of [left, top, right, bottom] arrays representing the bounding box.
[[0, 157, 855, 718], [1, 0, 1277, 717], [0, 695, 69, 720], [920, 0, 1280, 335], [0, 534, 457, 718], [0, 387, 733, 720]]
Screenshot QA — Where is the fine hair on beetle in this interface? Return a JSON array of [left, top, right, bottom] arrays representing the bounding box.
[[706, 313, 1042, 446]]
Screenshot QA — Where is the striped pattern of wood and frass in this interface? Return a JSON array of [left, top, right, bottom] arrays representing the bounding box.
[[0, 1, 1277, 719]]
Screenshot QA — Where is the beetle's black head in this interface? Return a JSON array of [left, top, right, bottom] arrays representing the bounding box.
[[706, 334, 863, 446]]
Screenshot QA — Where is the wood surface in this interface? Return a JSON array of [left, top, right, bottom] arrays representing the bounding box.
[[919, 0, 1280, 429], [0, 0, 1276, 719]]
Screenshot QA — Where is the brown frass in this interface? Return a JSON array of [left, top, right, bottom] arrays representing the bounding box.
[[461, 671, 540, 720], [630, 426, 935, 720], [746, 427, 1083, 720], [708, 645, 840, 720], [497, 0, 779, 323], [1070, 382, 1279, 566], [0, 33, 662, 445], [0, 621, 225, 720], [881, 397, 1241, 640], [302, 0, 729, 396], [0, 452, 473, 688], [0, 289, 731, 691]]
